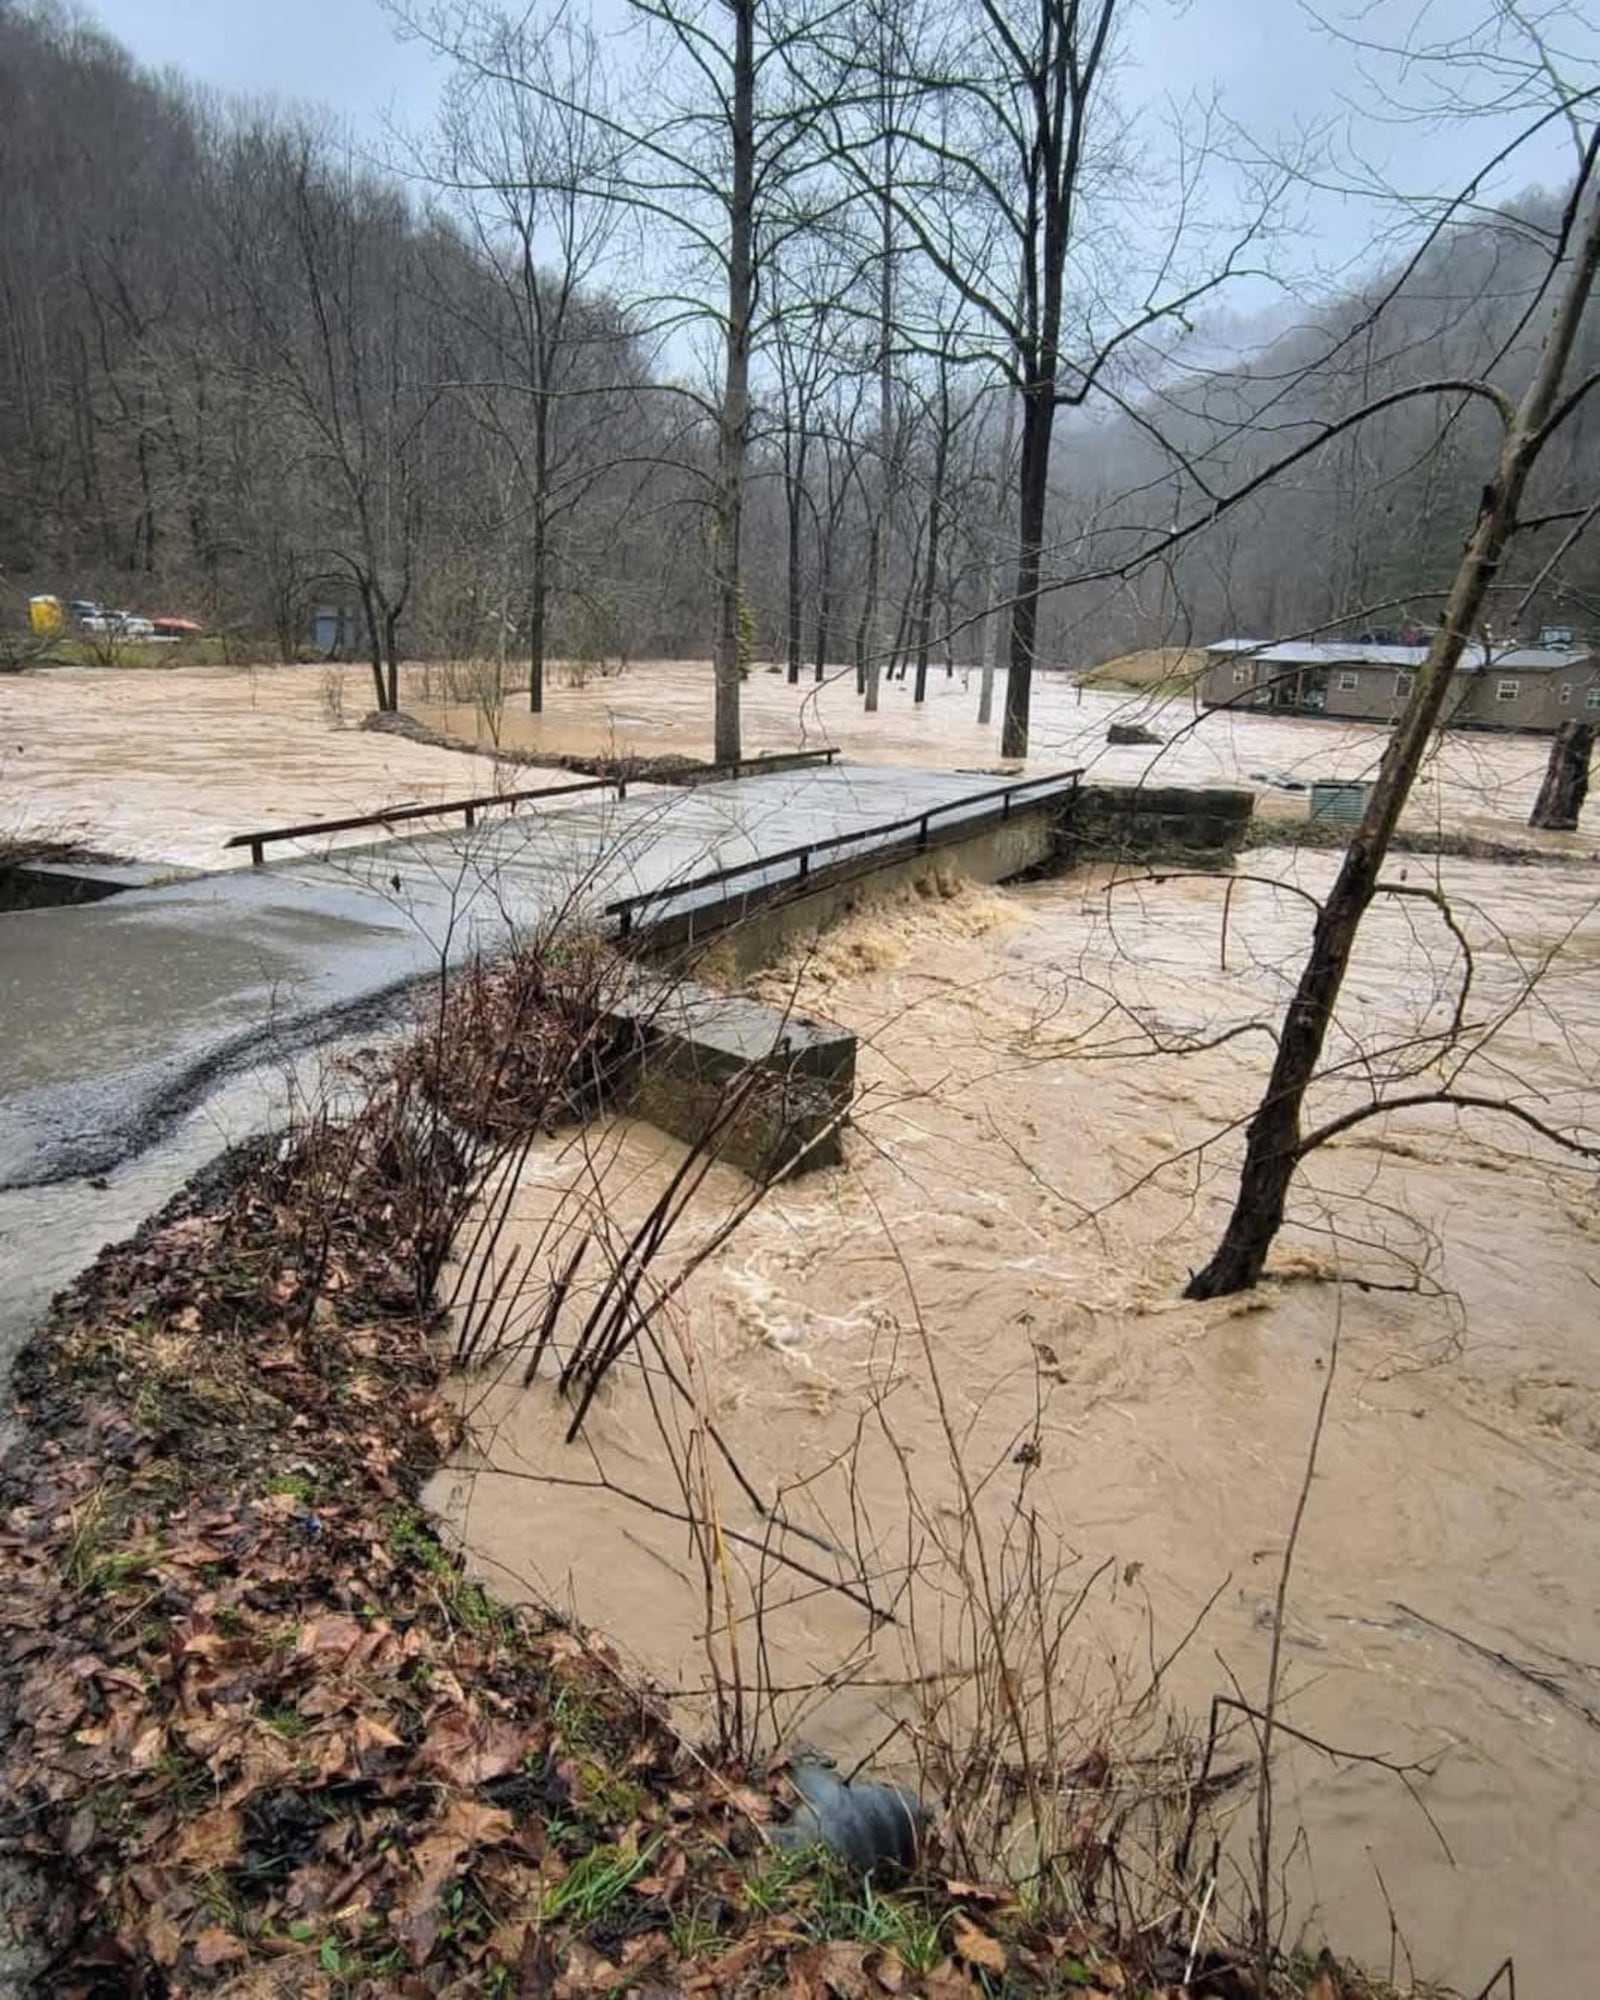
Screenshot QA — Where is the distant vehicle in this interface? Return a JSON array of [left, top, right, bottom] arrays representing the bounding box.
[[80, 608, 154, 638], [151, 616, 203, 638], [68, 599, 102, 625]]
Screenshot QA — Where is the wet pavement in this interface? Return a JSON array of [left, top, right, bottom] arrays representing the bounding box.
[[0, 764, 1059, 1190]]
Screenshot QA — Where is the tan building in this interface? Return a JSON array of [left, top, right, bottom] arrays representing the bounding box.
[[1201, 637, 1600, 732]]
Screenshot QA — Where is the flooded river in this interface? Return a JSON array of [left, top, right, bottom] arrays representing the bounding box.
[[431, 856, 1600, 1996], [5, 655, 1594, 862], [2, 663, 558, 867], [411, 654, 1596, 852], [6, 656, 1600, 1989]]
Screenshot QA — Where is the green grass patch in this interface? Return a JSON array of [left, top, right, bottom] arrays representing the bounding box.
[[805, 1876, 947, 1976], [541, 1838, 658, 1924]]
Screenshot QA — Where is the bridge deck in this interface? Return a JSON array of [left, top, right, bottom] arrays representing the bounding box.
[[0, 764, 1068, 1187]]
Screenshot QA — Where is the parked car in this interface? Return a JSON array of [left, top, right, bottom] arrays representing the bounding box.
[[80, 608, 154, 637]]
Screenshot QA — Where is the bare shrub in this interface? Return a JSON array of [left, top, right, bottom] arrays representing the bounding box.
[[440, 655, 507, 743], [319, 664, 347, 728]]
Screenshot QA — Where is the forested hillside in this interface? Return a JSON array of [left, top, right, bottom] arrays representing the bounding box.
[[1, 0, 1595, 713]]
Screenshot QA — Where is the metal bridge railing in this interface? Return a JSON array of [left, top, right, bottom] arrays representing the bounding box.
[[606, 767, 1084, 938]]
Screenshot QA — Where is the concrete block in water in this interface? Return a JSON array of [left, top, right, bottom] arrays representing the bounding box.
[[1056, 782, 1254, 869], [608, 981, 854, 1179]]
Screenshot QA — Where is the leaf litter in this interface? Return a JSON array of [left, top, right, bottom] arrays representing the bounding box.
[[0, 1008, 1376, 1999]]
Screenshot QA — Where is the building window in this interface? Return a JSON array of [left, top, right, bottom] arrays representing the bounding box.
[[1560, 683, 1573, 704], [1496, 679, 1520, 702], [1587, 685, 1600, 710], [1337, 670, 1359, 691], [1394, 672, 1413, 697], [1233, 664, 1250, 684]]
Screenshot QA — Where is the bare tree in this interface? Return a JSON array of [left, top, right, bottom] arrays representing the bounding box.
[[813, 0, 1278, 754], [1188, 138, 1600, 1297], [425, 4, 630, 712]]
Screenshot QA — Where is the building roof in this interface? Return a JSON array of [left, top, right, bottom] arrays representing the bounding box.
[[1204, 638, 1596, 673]]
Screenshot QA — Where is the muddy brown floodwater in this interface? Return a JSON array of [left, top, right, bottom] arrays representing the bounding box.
[[410, 655, 1598, 853], [6, 655, 1596, 863], [6, 656, 1600, 1988], [430, 857, 1600, 1998], [2, 663, 563, 867]]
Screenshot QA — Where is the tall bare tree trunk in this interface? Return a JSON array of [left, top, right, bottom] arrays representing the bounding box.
[[865, 54, 895, 716], [528, 397, 550, 713], [784, 465, 806, 684], [712, 0, 754, 765], [978, 371, 1018, 728], [1187, 172, 1600, 1299], [1001, 374, 1054, 757], [813, 527, 834, 683], [914, 357, 950, 704]]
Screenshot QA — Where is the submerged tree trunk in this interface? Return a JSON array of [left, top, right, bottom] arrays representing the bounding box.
[[890, 528, 921, 682], [382, 602, 401, 714], [1187, 177, 1600, 1299], [785, 479, 805, 684], [358, 577, 387, 712], [528, 558, 548, 716], [1530, 719, 1593, 829], [813, 534, 833, 683], [853, 509, 881, 697]]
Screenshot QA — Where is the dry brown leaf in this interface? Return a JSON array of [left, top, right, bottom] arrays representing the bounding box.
[[295, 1614, 364, 1660], [872, 1947, 905, 1993], [951, 1917, 1007, 1976], [418, 1709, 534, 1785], [144, 1907, 185, 1968], [175, 1807, 243, 1869], [351, 1711, 404, 1754], [921, 1961, 979, 2000], [1306, 1975, 1340, 2000], [192, 1926, 248, 1968], [783, 1940, 874, 2000], [556, 1938, 617, 1994], [943, 1879, 1019, 1909], [620, 1929, 670, 1970], [514, 1925, 559, 1997], [128, 1722, 166, 1768], [684, 1922, 795, 1990]]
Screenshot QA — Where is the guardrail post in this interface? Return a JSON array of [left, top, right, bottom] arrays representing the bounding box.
[[798, 849, 810, 882], [618, 778, 628, 800], [250, 839, 264, 866], [918, 813, 929, 849], [464, 804, 477, 829]]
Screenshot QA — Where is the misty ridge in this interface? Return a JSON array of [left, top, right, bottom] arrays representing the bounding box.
[[2, 0, 1595, 699]]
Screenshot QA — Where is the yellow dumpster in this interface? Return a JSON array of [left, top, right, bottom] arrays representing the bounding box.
[[28, 594, 63, 636]]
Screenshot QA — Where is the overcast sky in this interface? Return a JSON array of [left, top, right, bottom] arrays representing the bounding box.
[[83, 0, 1598, 300]]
